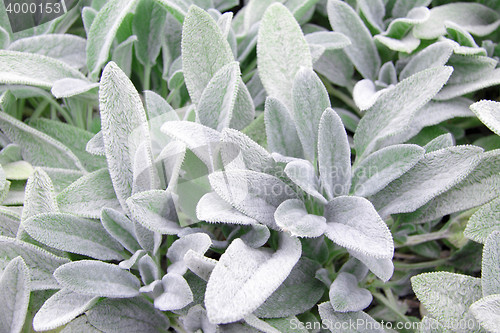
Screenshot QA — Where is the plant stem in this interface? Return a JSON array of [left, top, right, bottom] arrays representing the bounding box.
[[396, 230, 450, 248], [320, 77, 361, 116], [372, 291, 411, 324], [30, 99, 50, 120], [143, 64, 152, 91], [44, 96, 74, 125], [86, 105, 94, 131], [393, 258, 448, 270]]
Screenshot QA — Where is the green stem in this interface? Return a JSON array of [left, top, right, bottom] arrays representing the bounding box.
[[394, 258, 448, 270], [372, 292, 411, 324], [170, 318, 188, 333], [396, 230, 450, 248], [86, 105, 93, 131], [143, 65, 152, 91], [320, 77, 361, 116], [241, 57, 257, 81], [44, 97, 74, 125], [30, 99, 50, 120]]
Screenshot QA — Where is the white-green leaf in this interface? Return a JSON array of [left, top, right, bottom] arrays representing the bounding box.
[[86, 297, 170, 332], [133, 0, 167, 67], [85, 131, 105, 156], [24, 212, 124, 261], [400, 149, 500, 224], [197, 62, 240, 131], [112, 35, 137, 78], [154, 273, 194, 311], [228, 80, 256, 131], [244, 314, 281, 333], [0, 50, 87, 89], [327, 0, 380, 80], [182, 5, 234, 104], [411, 272, 483, 332], [59, 315, 101, 333], [470, 294, 500, 333], [54, 260, 140, 298], [99, 61, 155, 212], [348, 249, 394, 282], [470, 100, 500, 136], [354, 66, 453, 158], [254, 258, 324, 318], [318, 302, 384, 333], [8, 34, 86, 69], [293, 68, 330, 162], [435, 68, 500, 101], [101, 208, 142, 254], [399, 41, 454, 80], [209, 169, 298, 229], [57, 169, 121, 219], [86, 0, 140, 79], [0, 112, 84, 171], [351, 144, 425, 197], [51, 78, 99, 99], [413, 3, 500, 39], [481, 231, 500, 297], [0, 236, 69, 290], [161, 121, 221, 172], [464, 197, 500, 244], [257, 3, 312, 110], [0, 257, 30, 333], [264, 97, 303, 158], [419, 316, 447, 333], [325, 196, 393, 259], [284, 159, 327, 204], [196, 192, 257, 225], [424, 133, 454, 153], [167, 232, 212, 275], [205, 234, 301, 324], [372, 145, 483, 217], [329, 272, 372, 312], [318, 108, 351, 199], [126, 190, 181, 234], [184, 249, 217, 281], [275, 199, 326, 238], [20, 168, 58, 223], [0, 207, 20, 238], [32, 289, 98, 332]]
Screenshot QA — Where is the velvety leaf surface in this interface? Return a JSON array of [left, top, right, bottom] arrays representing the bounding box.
[[0, 257, 30, 333]]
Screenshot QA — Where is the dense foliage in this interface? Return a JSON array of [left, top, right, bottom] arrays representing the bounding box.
[[0, 0, 499, 332]]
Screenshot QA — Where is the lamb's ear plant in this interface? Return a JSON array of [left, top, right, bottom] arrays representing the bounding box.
[[0, 0, 500, 332]]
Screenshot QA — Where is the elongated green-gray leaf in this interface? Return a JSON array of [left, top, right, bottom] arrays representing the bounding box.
[[372, 145, 483, 217], [86, 0, 139, 79], [101, 208, 142, 253], [470, 294, 500, 333], [126, 190, 181, 234], [209, 169, 298, 229], [411, 272, 483, 331], [481, 231, 500, 297], [32, 289, 98, 332], [8, 34, 86, 69], [329, 272, 372, 312], [57, 168, 121, 219], [275, 199, 326, 238], [196, 192, 257, 225], [325, 196, 393, 259], [182, 5, 234, 104], [284, 159, 327, 204], [327, 0, 380, 80], [54, 260, 140, 298], [354, 66, 453, 158], [0, 236, 69, 290], [400, 149, 500, 224], [318, 108, 351, 199], [99, 61, 154, 212], [464, 197, 500, 244], [264, 97, 303, 158], [0, 257, 30, 333], [318, 302, 384, 333], [133, 0, 167, 67], [24, 212, 124, 261], [413, 3, 500, 39], [254, 258, 324, 318], [293, 68, 330, 162], [0, 112, 85, 171], [86, 297, 170, 332], [399, 41, 454, 80], [197, 62, 240, 131], [205, 234, 301, 324], [351, 144, 425, 197], [0, 50, 87, 89], [470, 100, 500, 136], [257, 3, 312, 111]]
